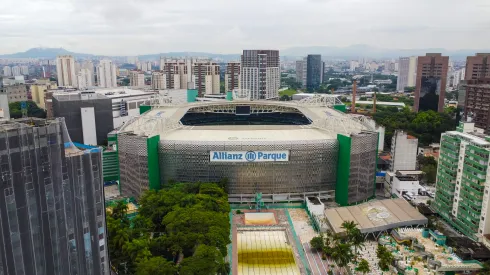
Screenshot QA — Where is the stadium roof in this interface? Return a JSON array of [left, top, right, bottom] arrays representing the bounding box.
[[324, 198, 428, 234], [119, 99, 381, 140]]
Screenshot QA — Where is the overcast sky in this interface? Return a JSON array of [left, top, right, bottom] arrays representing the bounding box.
[[0, 0, 488, 55]]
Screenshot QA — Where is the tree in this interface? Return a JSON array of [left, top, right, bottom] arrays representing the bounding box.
[[136, 257, 177, 275], [9, 101, 46, 119], [376, 245, 394, 271], [331, 243, 354, 268], [179, 245, 227, 275], [357, 258, 370, 274], [310, 236, 324, 251]]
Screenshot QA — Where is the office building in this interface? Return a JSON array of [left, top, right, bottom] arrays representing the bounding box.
[[463, 78, 490, 133], [306, 54, 322, 91], [192, 61, 220, 96], [96, 59, 117, 88], [225, 61, 240, 91], [295, 59, 306, 87], [56, 55, 78, 87], [129, 70, 145, 87], [3, 66, 11, 76], [433, 122, 490, 241], [151, 71, 166, 90], [52, 88, 157, 145], [0, 118, 108, 275], [414, 53, 449, 112], [390, 130, 418, 171], [240, 50, 280, 100], [397, 56, 417, 92]]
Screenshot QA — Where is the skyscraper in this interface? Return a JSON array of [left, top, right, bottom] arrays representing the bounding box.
[[56, 55, 78, 87], [3, 66, 11, 77], [82, 60, 95, 87], [0, 118, 108, 275], [96, 59, 117, 88], [11, 66, 21, 76], [77, 68, 93, 89], [414, 53, 449, 112], [462, 53, 490, 133], [396, 56, 417, 92], [240, 50, 280, 100], [225, 61, 240, 92], [295, 59, 306, 87], [306, 54, 322, 91]]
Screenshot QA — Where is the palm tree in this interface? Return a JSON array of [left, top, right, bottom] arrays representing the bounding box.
[[331, 242, 354, 268], [357, 258, 370, 274], [112, 200, 128, 220]]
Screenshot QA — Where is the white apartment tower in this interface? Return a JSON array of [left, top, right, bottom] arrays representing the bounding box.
[[3, 66, 11, 77], [56, 55, 77, 87], [397, 56, 417, 92], [160, 58, 192, 90], [77, 68, 93, 89], [390, 130, 418, 171], [11, 66, 21, 76], [97, 59, 117, 88], [192, 61, 220, 96], [241, 50, 280, 100], [151, 72, 166, 90], [129, 70, 145, 87], [225, 62, 241, 92], [82, 60, 95, 86]]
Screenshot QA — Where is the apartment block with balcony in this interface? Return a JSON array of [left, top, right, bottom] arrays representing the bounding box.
[[434, 122, 490, 241]]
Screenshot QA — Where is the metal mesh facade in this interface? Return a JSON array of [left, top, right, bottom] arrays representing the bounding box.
[[347, 132, 378, 204], [0, 118, 108, 275], [159, 139, 338, 197], [118, 133, 149, 198]]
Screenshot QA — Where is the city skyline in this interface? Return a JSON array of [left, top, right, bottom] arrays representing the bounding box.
[[0, 0, 489, 56]]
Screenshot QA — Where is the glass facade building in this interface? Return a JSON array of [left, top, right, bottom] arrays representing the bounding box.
[[0, 118, 108, 275]]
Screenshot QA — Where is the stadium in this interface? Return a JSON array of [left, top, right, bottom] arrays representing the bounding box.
[[116, 91, 384, 206]]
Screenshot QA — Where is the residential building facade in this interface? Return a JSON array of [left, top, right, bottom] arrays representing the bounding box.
[[56, 55, 78, 87], [414, 53, 449, 112], [96, 59, 117, 88], [397, 56, 417, 92], [225, 61, 240, 92], [129, 70, 145, 87], [192, 61, 220, 96], [433, 122, 490, 241], [151, 71, 166, 90], [0, 118, 109, 275], [3, 84, 28, 103], [240, 50, 280, 100], [390, 130, 418, 171], [295, 59, 307, 87], [77, 68, 93, 90]]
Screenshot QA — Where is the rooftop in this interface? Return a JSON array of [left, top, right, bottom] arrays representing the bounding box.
[[324, 198, 427, 234]]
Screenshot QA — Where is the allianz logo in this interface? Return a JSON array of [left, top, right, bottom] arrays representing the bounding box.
[[211, 151, 288, 162]]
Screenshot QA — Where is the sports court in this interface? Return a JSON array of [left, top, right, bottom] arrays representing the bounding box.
[[237, 230, 301, 275]]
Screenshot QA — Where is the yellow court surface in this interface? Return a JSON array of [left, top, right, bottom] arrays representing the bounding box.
[[237, 230, 301, 275]]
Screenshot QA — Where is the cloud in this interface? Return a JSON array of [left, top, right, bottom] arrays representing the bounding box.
[[0, 0, 489, 55]]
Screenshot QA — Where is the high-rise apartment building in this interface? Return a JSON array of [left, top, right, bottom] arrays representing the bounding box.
[[390, 130, 418, 172], [0, 118, 108, 275], [129, 70, 145, 87], [306, 54, 322, 91], [414, 53, 449, 112], [225, 61, 240, 92], [397, 56, 417, 92], [240, 50, 280, 100], [160, 59, 191, 90], [77, 68, 93, 89], [192, 61, 220, 96], [20, 65, 29, 75], [11, 66, 21, 76], [96, 59, 117, 88], [82, 60, 95, 86], [56, 55, 78, 87], [295, 59, 306, 87], [3, 66, 11, 76], [151, 71, 166, 90], [433, 122, 490, 241]]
